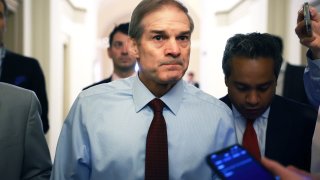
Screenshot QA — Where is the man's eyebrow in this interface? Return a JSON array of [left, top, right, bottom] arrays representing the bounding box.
[[233, 81, 248, 86], [257, 80, 275, 86], [233, 80, 274, 87], [179, 31, 191, 35], [150, 30, 166, 34], [149, 30, 191, 35]]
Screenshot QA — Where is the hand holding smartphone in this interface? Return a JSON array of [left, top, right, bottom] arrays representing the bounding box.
[[207, 144, 277, 180], [303, 2, 312, 37]]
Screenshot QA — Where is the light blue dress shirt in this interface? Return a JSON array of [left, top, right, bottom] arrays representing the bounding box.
[[304, 52, 320, 108], [51, 75, 236, 180], [304, 51, 320, 173], [231, 105, 269, 156]]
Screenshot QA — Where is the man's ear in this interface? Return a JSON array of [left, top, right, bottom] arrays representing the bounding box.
[[128, 38, 139, 59], [107, 47, 112, 59]]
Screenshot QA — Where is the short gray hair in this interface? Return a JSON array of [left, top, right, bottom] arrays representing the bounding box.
[[128, 0, 194, 43]]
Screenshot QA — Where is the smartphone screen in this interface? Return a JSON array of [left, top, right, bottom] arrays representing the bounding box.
[[207, 144, 276, 180]]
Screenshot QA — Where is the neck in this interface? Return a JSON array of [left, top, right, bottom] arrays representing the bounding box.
[[151, 84, 175, 98], [138, 74, 176, 98], [114, 69, 135, 78], [150, 84, 175, 98]]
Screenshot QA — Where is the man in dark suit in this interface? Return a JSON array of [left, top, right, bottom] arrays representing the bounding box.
[[0, 0, 49, 133], [83, 22, 136, 90], [0, 82, 52, 180], [220, 32, 318, 172]]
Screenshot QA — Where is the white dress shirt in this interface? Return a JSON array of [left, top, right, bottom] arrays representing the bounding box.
[[231, 105, 269, 156]]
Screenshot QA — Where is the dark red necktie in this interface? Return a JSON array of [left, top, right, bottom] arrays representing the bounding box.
[[145, 98, 169, 180], [242, 119, 261, 160]]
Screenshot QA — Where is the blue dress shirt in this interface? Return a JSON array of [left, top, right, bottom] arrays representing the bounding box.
[[304, 51, 320, 108], [304, 51, 320, 173], [51, 75, 236, 180]]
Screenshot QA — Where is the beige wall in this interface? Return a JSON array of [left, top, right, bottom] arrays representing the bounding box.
[[200, 0, 269, 97]]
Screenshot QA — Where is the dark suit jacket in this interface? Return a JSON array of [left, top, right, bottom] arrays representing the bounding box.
[[283, 63, 310, 105], [0, 82, 51, 179], [83, 76, 112, 90], [220, 95, 317, 171], [0, 50, 49, 133]]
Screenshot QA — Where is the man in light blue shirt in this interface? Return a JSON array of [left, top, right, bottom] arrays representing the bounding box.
[[295, 5, 320, 109], [295, 4, 320, 174], [51, 0, 236, 179], [304, 56, 320, 109]]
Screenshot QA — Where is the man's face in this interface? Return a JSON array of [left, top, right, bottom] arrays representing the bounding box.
[[132, 5, 191, 88], [0, 2, 6, 43], [108, 32, 136, 72], [225, 57, 277, 120]]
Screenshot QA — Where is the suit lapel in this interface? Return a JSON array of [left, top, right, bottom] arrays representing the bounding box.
[[265, 96, 291, 160]]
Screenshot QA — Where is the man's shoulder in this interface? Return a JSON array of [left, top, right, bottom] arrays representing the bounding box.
[[184, 86, 231, 113], [5, 50, 38, 61], [0, 82, 35, 104], [83, 77, 112, 90], [0, 82, 33, 94], [273, 95, 314, 109], [285, 62, 305, 72], [4, 50, 39, 66], [80, 77, 133, 99], [271, 95, 317, 120]]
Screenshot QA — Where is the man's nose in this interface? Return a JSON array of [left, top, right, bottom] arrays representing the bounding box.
[[246, 91, 260, 106], [121, 42, 129, 54], [164, 39, 181, 57]]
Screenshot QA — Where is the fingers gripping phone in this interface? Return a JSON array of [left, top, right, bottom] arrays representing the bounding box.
[[303, 2, 312, 37], [207, 144, 277, 180]]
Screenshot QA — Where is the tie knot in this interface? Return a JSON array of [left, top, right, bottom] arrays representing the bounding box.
[[149, 98, 165, 112], [246, 119, 255, 125]]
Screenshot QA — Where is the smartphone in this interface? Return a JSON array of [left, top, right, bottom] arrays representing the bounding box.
[[207, 144, 276, 180], [303, 2, 312, 37]]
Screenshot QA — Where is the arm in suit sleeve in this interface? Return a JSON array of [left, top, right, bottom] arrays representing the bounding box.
[[304, 53, 320, 109], [31, 60, 49, 133], [22, 92, 52, 180]]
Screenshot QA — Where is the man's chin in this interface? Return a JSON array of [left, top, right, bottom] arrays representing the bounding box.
[[158, 77, 181, 85], [242, 109, 264, 120]]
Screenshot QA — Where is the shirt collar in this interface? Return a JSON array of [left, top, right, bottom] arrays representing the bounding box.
[[0, 47, 5, 59], [132, 75, 184, 115], [280, 61, 287, 72]]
